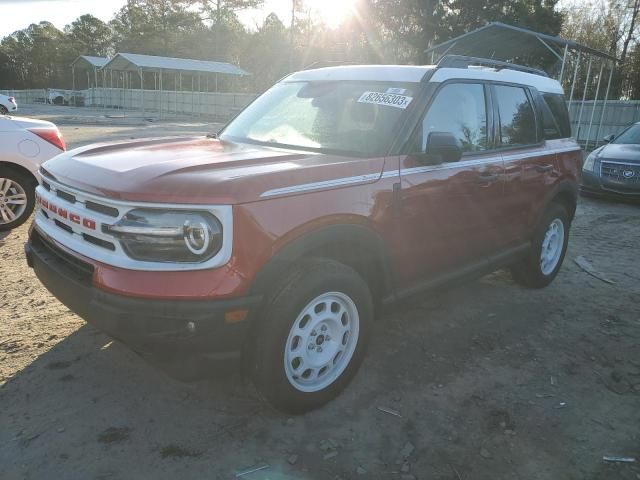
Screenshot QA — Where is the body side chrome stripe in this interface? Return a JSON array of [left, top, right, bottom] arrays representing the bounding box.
[[260, 173, 382, 198], [260, 146, 582, 197]]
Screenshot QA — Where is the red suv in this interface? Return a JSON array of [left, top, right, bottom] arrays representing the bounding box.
[[26, 56, 581, 413]]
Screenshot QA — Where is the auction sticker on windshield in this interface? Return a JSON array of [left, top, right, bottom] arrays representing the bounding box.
[[357, 91, 413, 109]]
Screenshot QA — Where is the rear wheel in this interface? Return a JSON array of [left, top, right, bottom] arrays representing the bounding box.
[[511, 203, 570, 288], [0, 170, 36, 231], [252, 258, 373, 413]]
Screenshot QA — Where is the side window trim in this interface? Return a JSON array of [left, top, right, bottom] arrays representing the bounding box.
[[403, 79, 497, 157], [489, 81, 545, 152]]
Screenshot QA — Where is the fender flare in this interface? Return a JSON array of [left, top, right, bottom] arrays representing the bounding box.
[[249, 223, 396, 300], [546, 178, 579, 220]]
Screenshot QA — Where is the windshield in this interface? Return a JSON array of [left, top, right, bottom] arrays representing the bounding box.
[[612, 124, 640, 144], [219, 81, 418, 156]]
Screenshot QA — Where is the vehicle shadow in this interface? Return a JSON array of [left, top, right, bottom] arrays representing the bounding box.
[[0, 324, 272, 479]]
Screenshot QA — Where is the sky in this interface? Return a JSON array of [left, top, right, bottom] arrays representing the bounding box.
[[0, 0, 321, 39]]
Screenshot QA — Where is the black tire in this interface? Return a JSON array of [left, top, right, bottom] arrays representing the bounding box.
[[511, 202, 570, 288], [251, 258, 373, 414], [0, 169, 37, 231], [0, 105, 8, 115]]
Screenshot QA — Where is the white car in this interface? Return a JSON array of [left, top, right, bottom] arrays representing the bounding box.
[[0, 93, 18, 115], [0, 116, 65, 230]]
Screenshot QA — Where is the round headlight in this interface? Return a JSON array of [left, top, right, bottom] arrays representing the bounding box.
[[183, 220, 211, 255], [106, 209, 223, 263]]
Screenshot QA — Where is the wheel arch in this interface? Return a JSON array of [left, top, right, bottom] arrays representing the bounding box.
[[0, 161, 39, 186], [250, 223, 395, 303], [548, 179, 578, 221]]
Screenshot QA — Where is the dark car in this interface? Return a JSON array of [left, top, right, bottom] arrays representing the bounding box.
[[582, 122, 640, 199]]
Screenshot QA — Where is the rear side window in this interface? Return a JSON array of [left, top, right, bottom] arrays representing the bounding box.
[[494, 85, 537, 146], [542, 93, 571, 139]]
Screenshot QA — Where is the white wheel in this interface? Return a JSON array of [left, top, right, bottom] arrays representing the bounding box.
[[539, 218, 565, 275], [284, 292, 360, 393], [512, 203, 570, 288], [253, 258, 372, 413]]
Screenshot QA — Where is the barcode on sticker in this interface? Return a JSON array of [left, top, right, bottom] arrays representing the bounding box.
[[357, 91, 413, 109]]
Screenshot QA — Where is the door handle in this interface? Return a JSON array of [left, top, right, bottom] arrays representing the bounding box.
[[535, 164, 554, 173]]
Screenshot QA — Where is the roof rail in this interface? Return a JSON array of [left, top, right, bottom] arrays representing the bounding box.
[[437, 55, 549, 78], [304, 60, 355, 70]]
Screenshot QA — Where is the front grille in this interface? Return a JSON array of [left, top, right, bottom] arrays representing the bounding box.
[[35, 179, 123, 254], [600, 161, 640, 184], [82, 233, 116, 251], [85, 200, 119, 217], [54, 219, 73, 233], [56, 189, 76, 204]]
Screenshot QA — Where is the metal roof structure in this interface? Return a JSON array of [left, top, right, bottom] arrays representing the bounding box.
[[425, 22, 616, 71], [425, 22, 618, 149], [101, 52, 250, 76], [71, 55, 109, 69]]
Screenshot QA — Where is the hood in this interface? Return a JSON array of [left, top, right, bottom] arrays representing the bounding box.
[[598, 143, 640, 163], [41, 136, 386, 204]]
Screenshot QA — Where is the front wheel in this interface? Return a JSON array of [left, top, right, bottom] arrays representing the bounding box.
[[511, 203, 570, 288], [252, 258, 373, 414], [0, 171, 35, 231], [0, 105, 8, 115]]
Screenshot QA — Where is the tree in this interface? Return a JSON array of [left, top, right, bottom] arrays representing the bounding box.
[[110, 0, 202, 56], [0, 22, 71, 88], [243, 13, 290, 90], [189, 0, 263, 59], [371, 0, 563, 63], [65, 14, 113, 56], [439, 0, 563, 39], [561, 0, 640, 98], [626, 44, 640, 98]]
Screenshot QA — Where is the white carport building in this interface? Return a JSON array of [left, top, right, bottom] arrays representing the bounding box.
[[71, 55, 109, 90], [79, 52, 253, 118]]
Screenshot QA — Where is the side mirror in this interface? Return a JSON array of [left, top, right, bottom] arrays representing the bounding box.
[[425, 132, 463, 164], [603, 134, 615, 144]]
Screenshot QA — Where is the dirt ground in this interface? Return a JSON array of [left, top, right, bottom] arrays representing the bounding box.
[[1, 111, 639, 479]]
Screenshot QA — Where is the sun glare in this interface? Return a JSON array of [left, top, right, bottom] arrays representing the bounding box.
[[311, 0, 357, 29]]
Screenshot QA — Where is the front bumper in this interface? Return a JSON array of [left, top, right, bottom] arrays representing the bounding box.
[[25, 228, 263, 359]]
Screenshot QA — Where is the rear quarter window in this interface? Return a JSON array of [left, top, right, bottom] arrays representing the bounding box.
[[494, 85, 538, 146], [542, 93, 571, 139]]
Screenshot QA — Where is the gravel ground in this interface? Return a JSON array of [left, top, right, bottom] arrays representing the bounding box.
[[1, 115, 639, 479]]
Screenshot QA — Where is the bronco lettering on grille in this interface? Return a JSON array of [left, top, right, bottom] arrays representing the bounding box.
[[36, 195, 97, 230]]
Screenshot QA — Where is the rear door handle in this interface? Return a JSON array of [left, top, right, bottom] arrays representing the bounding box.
[[536, 164, 554, 173]]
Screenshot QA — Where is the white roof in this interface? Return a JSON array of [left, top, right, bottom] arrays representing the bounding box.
[[284, 64, 563, 94], [71, 55, 109, 69], [430, 67, 564, 94], [102, 53, 250, 76], [285, 65, 434, 83]]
